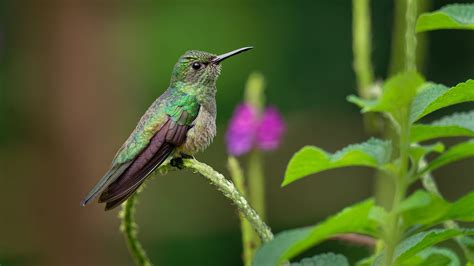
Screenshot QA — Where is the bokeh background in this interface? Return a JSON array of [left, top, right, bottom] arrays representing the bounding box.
[[1, 0, 474, 265]]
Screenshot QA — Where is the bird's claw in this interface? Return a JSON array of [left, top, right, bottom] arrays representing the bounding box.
[[170, 154, 194, 169], [170, 157, 184, 169]]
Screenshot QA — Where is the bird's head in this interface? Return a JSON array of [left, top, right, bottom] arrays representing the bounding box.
[[170, 47, 253, 88]]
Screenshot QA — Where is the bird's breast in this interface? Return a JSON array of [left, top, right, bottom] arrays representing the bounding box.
[[178, 105, 216, 155]]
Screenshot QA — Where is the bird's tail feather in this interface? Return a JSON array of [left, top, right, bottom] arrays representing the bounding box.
[[104, 189, 138, 211], [81, 162, 131, 206], [98, 143, 174, 210]]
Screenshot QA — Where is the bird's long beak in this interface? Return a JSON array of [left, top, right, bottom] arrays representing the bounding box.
[[211, 46, 253, 64]]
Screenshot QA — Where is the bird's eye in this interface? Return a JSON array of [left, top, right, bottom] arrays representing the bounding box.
[[192, 62, 202, 70]]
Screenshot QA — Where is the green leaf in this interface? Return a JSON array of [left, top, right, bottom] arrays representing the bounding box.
[[254, 199, 377, 265], [417, 4, 474, 32], [368, 206, 389, 226], [355, 256, 375, 266], [283, 138, 391, 186], [410, 83, 449, 123], [444, 192, 474, 221], [409, 143, 445, 165], [348, 72, 424, 114], [397, 191, 474, 228], [374, 229, 469, 265], [458, 236, 474, 261], [289, 253, 349, 266], [411, 111, 474, 142], [394, 229, 474, 264], [402, 247, 460, 266], [423, 139, 474, 173], [397, 190, 450, 227], [410, 80, 474, 123], [253, 228, 312, 266]]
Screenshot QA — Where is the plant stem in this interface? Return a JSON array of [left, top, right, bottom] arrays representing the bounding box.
[[244, 72, 267, 222], [120, 191, 152, 266], [352, 0, 374, 99], [405, 0, 417, 72], [182, 158, 274, 242], [228, 156, 258, 266], [244, 72, 268, 253], [388, 0, 429, 75], [352, 0, 393, 210], [119, 158, 273, 266], [384, 112, 410, 266], [388, 0, 407, 75], [248, 150, 266, 221]]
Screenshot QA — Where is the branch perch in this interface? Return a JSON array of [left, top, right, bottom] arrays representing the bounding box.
[[120, 191, 152, 266], [120, 158, 274, 266], [181, 158, 274, 242]]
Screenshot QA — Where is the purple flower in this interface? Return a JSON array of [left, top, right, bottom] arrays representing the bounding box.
[[256, 107, 286, 151], [226, 103, 286, 156], [225, 103, 259, 156]]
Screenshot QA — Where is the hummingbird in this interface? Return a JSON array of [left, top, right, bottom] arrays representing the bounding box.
[[81, 47, 253, 210]]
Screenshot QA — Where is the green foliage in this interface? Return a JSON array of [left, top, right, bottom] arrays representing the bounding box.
[[276, 74, 474, 264], [377, 229, 473, 265], [423, 140, 474, 173], [401, 247, 460, 266], [272, 72, 474, 264], [348, 72, 424, 122], [410, 80, 474, 123], [409, 143, 445, 166], [283, 139, 391, 186], [255, 3, 474, 266], [253, 228, 312, 266], [411, 111, 474, 142], [397, 190, 474, 228], [397, 190, 450, 228], [290, 253, 349, 266], [363, 247, 460, 266], [417, 4, 474, 32], [253, 200, 376, 265]]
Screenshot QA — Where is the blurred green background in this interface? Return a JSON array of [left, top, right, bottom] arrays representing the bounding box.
[[1, 0, 474, 265]]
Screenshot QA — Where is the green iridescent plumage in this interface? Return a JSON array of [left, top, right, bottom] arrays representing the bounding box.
[[113, 89, 200, 165], [82, 47, 252, 210]]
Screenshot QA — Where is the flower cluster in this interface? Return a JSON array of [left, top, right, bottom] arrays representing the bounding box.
[[225, 103, 285, 156]]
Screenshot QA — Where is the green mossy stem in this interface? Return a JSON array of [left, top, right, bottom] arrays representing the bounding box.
[[182, 158, 273, 242], [120, 191, 152, 266], [120, 158, 273, 266]]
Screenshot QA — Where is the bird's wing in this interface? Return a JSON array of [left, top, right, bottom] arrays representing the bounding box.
[[99, 108, 197, 210], [82, 91, 200, 210], [81, 162, 132, 206], [81, 95, 171, 206]]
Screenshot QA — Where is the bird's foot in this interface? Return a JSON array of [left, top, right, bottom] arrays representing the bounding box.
[[170, 154, 194, 169], [170, 157, 184, 169]]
